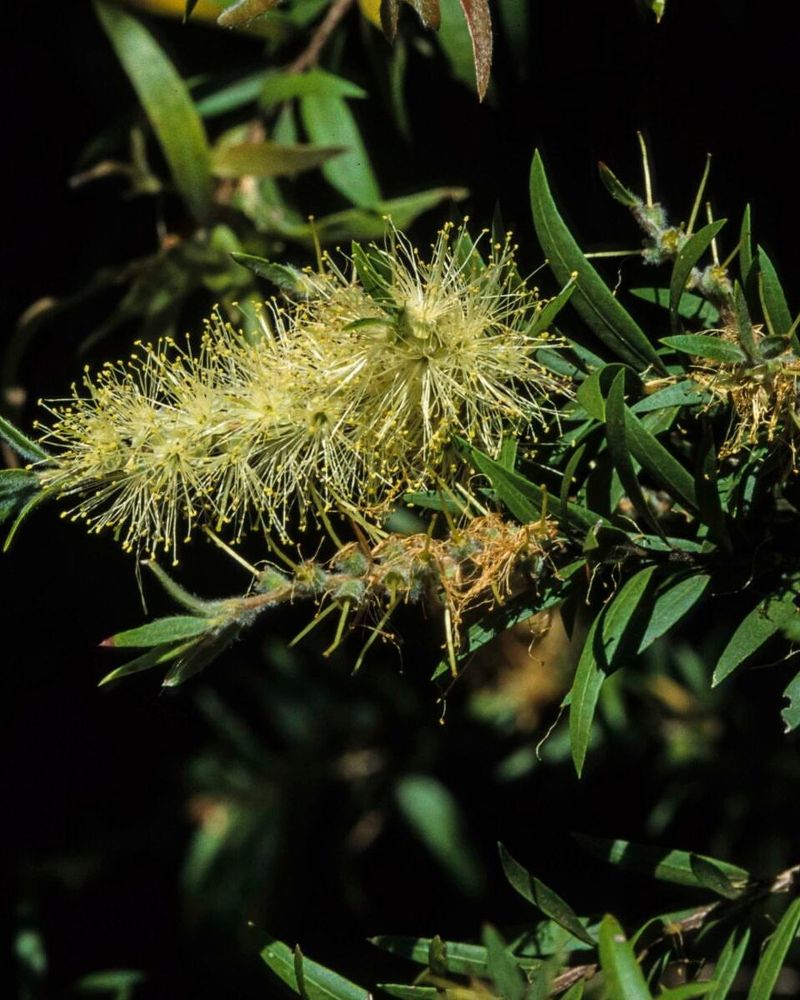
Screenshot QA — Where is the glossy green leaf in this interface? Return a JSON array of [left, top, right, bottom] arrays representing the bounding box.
[[260, 69, 367, 106], [575, 363, 630, 421], [3, 488, 50, 551], [707, 927, 750, 1000], [636, 574, 710, 653], [598, 915, 652, 1000], [94, 1, 213, 224], [261, 938, 369, 1000], [396, 776, 483, 893], [217, 0, 281, 27], [0, 413, 49, 464], [527, 276, 576, 337], [733, 281, 759, 361], [739, 205, 753, 284], [369, 936, 540, 976], [459, 439, 602, 533], [669, 220, 726, 330], [713, 590, 797, 685], [746, 897, 800, 1000], [781, 669, 800, 733], [757, 246, 792, 337], [194, 71, 269, 118], [498, 844, 596, 946], [161, 624, 241, 686], [660, 335, 746, 364], [300, 95, 381, 207], [211, 140, 344, 178], [622, 404, 698, 512], [630, 286, 719, 324], [568, 566, 657, 775], [689, 855, 742, 899], [573, 836, 750, 889], [606, 370, 663, 535], [230, 253, 318, 295], [101, 616, 213, 649], [530, 151, 664, 372], [630, 381, 708, 414], [482, 925, 525, 1000], [659, 986, 714, 999]]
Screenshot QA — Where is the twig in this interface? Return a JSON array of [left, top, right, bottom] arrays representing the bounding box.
[[287, 0, 355, 74]]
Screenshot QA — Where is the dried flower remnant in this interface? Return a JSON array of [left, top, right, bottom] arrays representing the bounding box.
[[34, 225, 569, 559]]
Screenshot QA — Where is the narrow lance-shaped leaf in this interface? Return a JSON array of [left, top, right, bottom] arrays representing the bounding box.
[[94, 1, 213, 224], [712, 589, 797, 686], [530, 151, 665, 373], [261, 937, 370, 1000], [210, 141, 345, 179], [300, 95, 381, 208], [669, 220, 726, 331], [706, 927, 750, 1000], [498, 843, 596, 946], [369, 936, 541, 977], [598, 915, 653, 1000], [660, 334, 746, 364], [0, 413, 49, 464], [458, 0, 493, 101], [482, 925, 525, 1000], [739, 204, 753, 284], [606, 370, 664, 536], [637, 574, 710, 653], [101, 615, 214, 648], [98, 640, 198, 687], [568, 566, 658, 776], [746, 898, 800, 1000], [573, 835, 750, 889], [622, 404, 698, 512]]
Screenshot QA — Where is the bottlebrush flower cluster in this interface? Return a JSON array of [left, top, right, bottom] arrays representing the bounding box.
[[34, 224, 567, 559]]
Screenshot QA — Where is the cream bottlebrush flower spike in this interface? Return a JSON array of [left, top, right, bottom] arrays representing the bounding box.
[[34, 223, 568, 560]]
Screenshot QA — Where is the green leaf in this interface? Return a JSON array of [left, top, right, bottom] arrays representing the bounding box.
[[598, 162, 640, 207], [211, 140, 344, 178], [161, 624, 241, 687], [3, 488, 50, 551], [573, 836, 750, 890], [0, 414, 49, 464], [757, 246, 792, 338], [230, 253, 318, 295], [101, 616, 213, 648], [498, 844, 596, 946], [300, 95, 381, 207], [688, 855, 742, 899], [260, 68, 367, 105], [707, 927, 750, 1000], [659, 986, 714, 999], [378, 988, 438, 1000], [630, 381, 708, 414], [630, 286, 719, 325], [746, 897, 800, 1000], [459, 439, 603, 533], [598, 915, 652, 1000], [660, 335, 746, 364], [606, 370, 664, 535], [622, 404, 698, 512], [194, 70, 270, 118], [145, 561, 226, 615], [370, 936, 540, 977], [0, 469, 42, 525], [636, 574, 710, 653], [569, 566, 658, 775], [781, 669, 800, 733], [739, 205, 753, 284], [98, 640, 197, 686], [396, 776, 483, 894], [575, 363, 631, 421], [527, 276, 577, 337], [530, 151, 665, 372], [94, 1, 213, 224], [482, 926, 525, 1000], [712, 590, 797, 685], [261, 938, 370, 1000], [733, 281, 759, 361], [669, 221, 726, 330]]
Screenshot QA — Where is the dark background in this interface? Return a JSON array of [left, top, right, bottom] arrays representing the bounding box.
[[4, 2, 799, 997]]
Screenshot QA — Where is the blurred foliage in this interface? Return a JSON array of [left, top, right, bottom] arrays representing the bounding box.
[[5, 1, 800, 999]]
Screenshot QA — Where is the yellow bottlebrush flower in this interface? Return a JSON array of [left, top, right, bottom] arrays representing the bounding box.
[[34, 224, 568, 559]]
